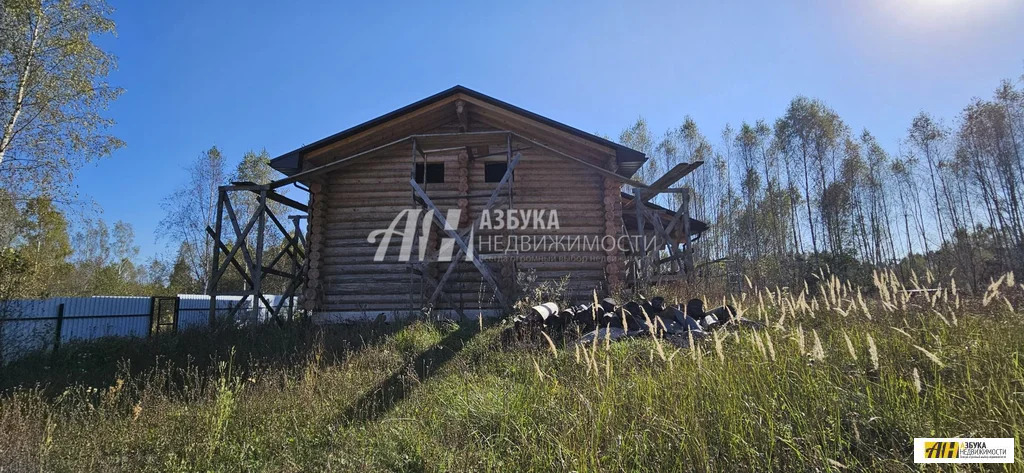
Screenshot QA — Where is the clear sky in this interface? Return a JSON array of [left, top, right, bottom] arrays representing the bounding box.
[[75, 0, 1024, 260]]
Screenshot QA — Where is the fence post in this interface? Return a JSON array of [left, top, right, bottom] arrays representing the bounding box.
[[173, 297, 180, 334], [52, 303, 65, 356], [148, 297, 156, 338]]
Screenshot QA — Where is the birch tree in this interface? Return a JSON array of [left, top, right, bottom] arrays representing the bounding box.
[[0, 0, 123, 197], [158, 147, 227, 291]]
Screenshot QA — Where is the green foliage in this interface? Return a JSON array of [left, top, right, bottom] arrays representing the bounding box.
[[1, 284, 1021, 471], [0, 0, 124, 198], [168, 242, 200, 293]]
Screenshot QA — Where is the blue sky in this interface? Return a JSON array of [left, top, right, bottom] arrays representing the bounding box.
[[75, 0, 1024, 260]]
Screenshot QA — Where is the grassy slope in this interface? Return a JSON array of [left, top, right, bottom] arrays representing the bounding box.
[[1, 291, 1023, 472]]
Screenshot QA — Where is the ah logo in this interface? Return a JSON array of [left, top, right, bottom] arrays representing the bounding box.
[[923, 441, 960, 459], [366, 209, 473, 262], [915, 438, 1013, 464]]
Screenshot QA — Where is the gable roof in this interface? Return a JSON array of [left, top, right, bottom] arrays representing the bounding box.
[[270, 85, 647, 177]]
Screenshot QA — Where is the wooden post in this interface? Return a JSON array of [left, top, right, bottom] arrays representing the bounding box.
[[208, 190, 224, 327], [253, 190, 267, 323], [52, 303, 65, 355], [410, 139, 422, 312], [503, 133, 515, 297], [633, 189, 647, 289], [681, 190, 694, 278]]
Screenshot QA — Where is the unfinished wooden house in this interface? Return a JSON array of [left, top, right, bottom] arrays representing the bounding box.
[[206, 86, 706, 322]]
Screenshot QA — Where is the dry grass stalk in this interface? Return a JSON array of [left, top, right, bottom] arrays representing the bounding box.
[[540, 331, 558, 359], [532, 357, 545, 380], [843, 330, 857, 361], [752, 331, 767, 359], [913, 344, 946, 368], [811, 330, 825, 361], [891, 327, 913, 339], [713, 330, 725, 363], [867, 334, 880, 371]]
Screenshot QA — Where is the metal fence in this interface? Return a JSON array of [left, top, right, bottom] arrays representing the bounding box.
[[0, 294, 293, 363]]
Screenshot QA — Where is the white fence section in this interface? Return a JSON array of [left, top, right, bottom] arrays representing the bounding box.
[[0, 294, 296, 363]]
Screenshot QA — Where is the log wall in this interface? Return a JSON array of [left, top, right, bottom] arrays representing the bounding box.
[[308, 140, 622, 315]]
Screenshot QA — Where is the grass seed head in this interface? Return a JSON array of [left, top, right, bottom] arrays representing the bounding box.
[[913, 344, 945, 369], [811, 330, 825, 361], [764, 332, 776, 361], [843, 330, 858, 361], [867, 334, 880, 372]]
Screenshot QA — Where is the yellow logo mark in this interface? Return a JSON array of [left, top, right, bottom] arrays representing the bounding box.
[[924, 441, 961, 458]]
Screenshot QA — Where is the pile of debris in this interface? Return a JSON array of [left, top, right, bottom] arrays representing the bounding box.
[[512, 296, 759, 345]]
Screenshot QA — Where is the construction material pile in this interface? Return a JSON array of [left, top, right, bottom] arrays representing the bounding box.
[[512, 296, 760, 346]]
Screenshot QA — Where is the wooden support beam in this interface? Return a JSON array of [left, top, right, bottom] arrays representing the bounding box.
[[261, 266, 299, 280], [412, 264, 468, 320], [207, 185, 306, 325], [207, 191, 225, 326], [507, 133, 514, 210], [253, 190, 274, 324], [633, 189, 648, 287], [681, 191, 694, 276], [468, 147, 530, 160], [260, 189, 309, 212], [664, 188, 692, 236], [411, 178, 509, 308], [270, 273, 303, 321], [426, 250, 463, 308], [455, 150, 522, 240], [209, 195, 263, 289], [289, 215, 307, 249], [649, 209, 683, 274], [621, 162, 703, 210], [205, 230, 277, 322], [426, 151, 522, 308], [646, 162, 702, 196]]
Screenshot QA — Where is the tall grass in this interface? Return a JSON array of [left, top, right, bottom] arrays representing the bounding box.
[[0, 271, 1022, 471]]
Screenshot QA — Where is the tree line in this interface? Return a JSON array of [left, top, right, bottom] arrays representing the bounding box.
[[1, 1, 296, 301], [2, 1, 1021, 300], [620, 75, 1024, 293], [0, 147, 287, 299]]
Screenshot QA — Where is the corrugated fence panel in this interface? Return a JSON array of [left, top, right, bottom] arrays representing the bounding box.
[[176, 295, 247, 330], [1, 294, 287, 363], [60, 297, 152, 342], [1, 298, 60, 361]]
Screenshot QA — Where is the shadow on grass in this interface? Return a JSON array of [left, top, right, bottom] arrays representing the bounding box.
[[336, 321, 486, 425], [0, 319, 406, 398]]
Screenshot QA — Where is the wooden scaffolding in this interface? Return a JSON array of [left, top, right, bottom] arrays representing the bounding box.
[[205, 129, 704, 321]]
